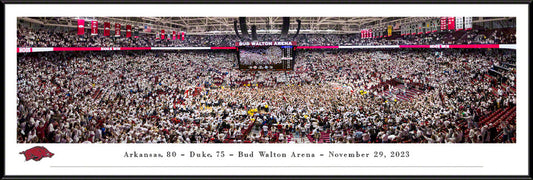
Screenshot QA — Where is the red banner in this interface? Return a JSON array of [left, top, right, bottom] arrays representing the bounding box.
[[210, 47, 237, 50], [361, 29, 372, 39], [90, 21, 98, 36], [447, 17, 455, 30], [296, 46, 338, 49], [448, 44, 500, 48], [440, 17, 447, 30], [161, 30, 165, 39], [181, 32, 185, 41], [104, 22, 111, 36], [172, 31, 176, 40], [115, 23, 121, 37], [53, 47, 102, 51], [77, 19, 85, 35], [126, 25, 132, 38], [399, 44, 500, 49]]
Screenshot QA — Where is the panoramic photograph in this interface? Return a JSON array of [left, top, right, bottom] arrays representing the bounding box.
[[16, 16, 516, 144]]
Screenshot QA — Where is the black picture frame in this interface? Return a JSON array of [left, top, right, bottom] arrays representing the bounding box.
[[2, 0, 531, 180]]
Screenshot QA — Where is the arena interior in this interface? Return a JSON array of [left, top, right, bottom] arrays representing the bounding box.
[[16, 17, 517, 143]]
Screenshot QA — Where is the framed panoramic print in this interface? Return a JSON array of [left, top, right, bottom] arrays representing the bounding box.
[[2, 0, 530, 179]]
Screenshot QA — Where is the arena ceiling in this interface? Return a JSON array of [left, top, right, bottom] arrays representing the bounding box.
[[21, 16, 514, 35]]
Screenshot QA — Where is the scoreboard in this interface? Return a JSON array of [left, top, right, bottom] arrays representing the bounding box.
[[236, 41, 296, 70]]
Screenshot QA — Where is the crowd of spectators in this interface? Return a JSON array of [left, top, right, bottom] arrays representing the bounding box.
[[17, 47, 516, 144]]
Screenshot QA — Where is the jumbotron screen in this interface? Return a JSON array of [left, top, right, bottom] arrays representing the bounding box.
[[236, 41, 296, 70]]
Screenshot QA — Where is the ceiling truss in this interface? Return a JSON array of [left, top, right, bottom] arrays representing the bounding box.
[[20, 17, 515, 35]]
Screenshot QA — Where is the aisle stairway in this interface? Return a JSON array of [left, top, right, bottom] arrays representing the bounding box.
[[306, 131, 331, 143]]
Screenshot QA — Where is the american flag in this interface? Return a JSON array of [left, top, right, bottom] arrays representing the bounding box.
[[144, 25, 151, 33], [393, 23, 400, 30]]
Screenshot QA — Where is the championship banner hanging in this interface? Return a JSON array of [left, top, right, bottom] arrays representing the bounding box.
[[447, 17, 455, 30], [77, 19, 85, 35], [115, 23, 121, 37], [161, 30, 165, 39], [455, 17, 463, 30], [126, 25, 132, 38], [387, 25, 392, 36], [440, 17, 447, 30], [172, 31, 176, 40], [181, 32, 185, 41], [433, 19, 439, 32], [133, 27, 139, 38], [464, 17, 472, 30], [90, 21, 98, 36], [104, 22, 111, 36]]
